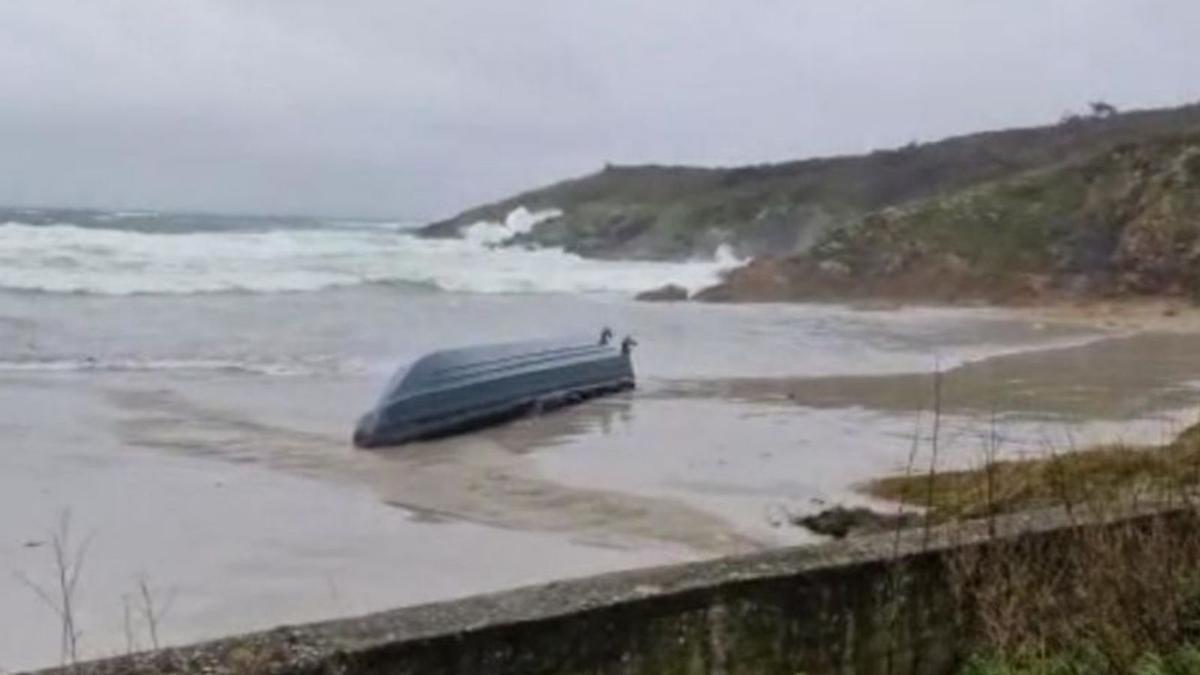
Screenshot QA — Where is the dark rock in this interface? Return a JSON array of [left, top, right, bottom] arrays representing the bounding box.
[[794, 506, 921, 539], [635, 284, 689, 302], [693, 257, 796, 302]]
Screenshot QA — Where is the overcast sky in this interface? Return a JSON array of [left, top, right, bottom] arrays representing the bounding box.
[[1, 1, 1198, 220]]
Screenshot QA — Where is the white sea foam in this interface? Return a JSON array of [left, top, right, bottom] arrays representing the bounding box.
[[461, 206, 561, 245], [95, 211, 157, 221], [0, 355, 358, 376], [0, 210, 740, 296]]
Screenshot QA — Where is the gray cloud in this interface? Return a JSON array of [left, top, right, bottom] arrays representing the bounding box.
[[1, 0, 1198, 219]]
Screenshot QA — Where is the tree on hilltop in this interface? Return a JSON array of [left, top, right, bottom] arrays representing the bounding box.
[[1089, 101, 1119, 118]]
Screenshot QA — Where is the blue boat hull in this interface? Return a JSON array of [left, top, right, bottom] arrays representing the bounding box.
[[354, 335, 635, 447]]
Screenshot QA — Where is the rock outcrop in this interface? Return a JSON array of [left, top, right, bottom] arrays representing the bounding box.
[[634, 284, 689, 302], [699, 133, 1200, 304], [793, 506, 920, 539]]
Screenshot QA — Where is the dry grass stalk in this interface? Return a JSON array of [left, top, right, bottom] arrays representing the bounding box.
[[868, 421, 1200, 524], [946, 507, 1200, 672], [862, 369, 1200, 672], [875, 415, 1200, 671], [135, 574, 176, 651], [15, 510, 92, 667]]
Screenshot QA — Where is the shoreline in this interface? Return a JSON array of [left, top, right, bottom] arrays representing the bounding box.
[[8, 292, 1200, 670], [693, 295, 1200, 334], [686, 332, 1200, 424], [1010, 298, 1200, 333], [757, 295, 1200, 334]]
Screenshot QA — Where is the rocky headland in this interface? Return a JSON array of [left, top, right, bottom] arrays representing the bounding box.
[[421, 102, 1200, 306], [698, 132, 1200, 304]]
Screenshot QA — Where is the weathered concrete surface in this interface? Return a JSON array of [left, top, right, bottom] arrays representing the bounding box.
[[30, 505, 1190, 675]]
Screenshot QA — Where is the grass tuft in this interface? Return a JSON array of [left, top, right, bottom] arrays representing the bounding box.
[[867, 422, 1200, 522]]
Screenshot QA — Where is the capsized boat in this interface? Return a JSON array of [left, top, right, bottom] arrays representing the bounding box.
[[353, 328, 636, 447]]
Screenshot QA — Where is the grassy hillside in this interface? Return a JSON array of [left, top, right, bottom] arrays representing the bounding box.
[[422, 103, 1200, 260], [697, 132, 1200, 302]]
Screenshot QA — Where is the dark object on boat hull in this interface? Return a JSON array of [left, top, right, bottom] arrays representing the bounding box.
[[354, 332, 636, 448]]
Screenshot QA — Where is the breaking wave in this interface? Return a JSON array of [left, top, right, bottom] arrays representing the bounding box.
[[0, 208, 740, 296], [0, 354, 376, 377], [0, 356, 333, 376]]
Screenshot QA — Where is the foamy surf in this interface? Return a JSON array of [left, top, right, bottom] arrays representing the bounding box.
[[0, 355, 360, 376], [0, 211, 739, 296]]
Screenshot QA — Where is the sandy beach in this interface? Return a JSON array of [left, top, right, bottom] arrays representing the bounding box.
[[5, 282, 1200, 670]]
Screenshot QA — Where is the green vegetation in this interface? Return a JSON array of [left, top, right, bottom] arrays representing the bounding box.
[[422, 103, 1200, 262], [860, 416, 1200, 675], [931, 497, 1200, 675], [960, 646, 1200, 675], [704, 132, 1200, 302], [842, 136, 1200, 292], [867, 422, 1200, 522]]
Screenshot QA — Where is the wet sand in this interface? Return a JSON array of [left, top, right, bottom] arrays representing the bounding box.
[[1019, 298, 1200, 333], [0, 374, 700, 672], [5, 295, 1200, 670], [665, 332, 1200, 420]]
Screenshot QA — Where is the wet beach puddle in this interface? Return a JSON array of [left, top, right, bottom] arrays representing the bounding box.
[[107, 379, 759, 555], [98, 331, 1200, 556]]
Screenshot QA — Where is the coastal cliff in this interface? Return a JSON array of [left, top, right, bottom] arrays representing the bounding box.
[[422, 103, 1200, 265], [697, 132, 1200, 303]]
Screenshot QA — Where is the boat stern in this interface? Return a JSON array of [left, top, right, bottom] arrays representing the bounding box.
[[352, 411, 381, 448]]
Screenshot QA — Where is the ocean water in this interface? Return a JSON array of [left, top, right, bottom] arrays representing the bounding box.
[[0, 207, 737, 295], [3, 207, 1190, 670], [0, 206, 1109, 383]]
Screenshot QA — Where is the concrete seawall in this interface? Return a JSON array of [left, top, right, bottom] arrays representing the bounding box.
[[33, 506, 1189, 675]]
